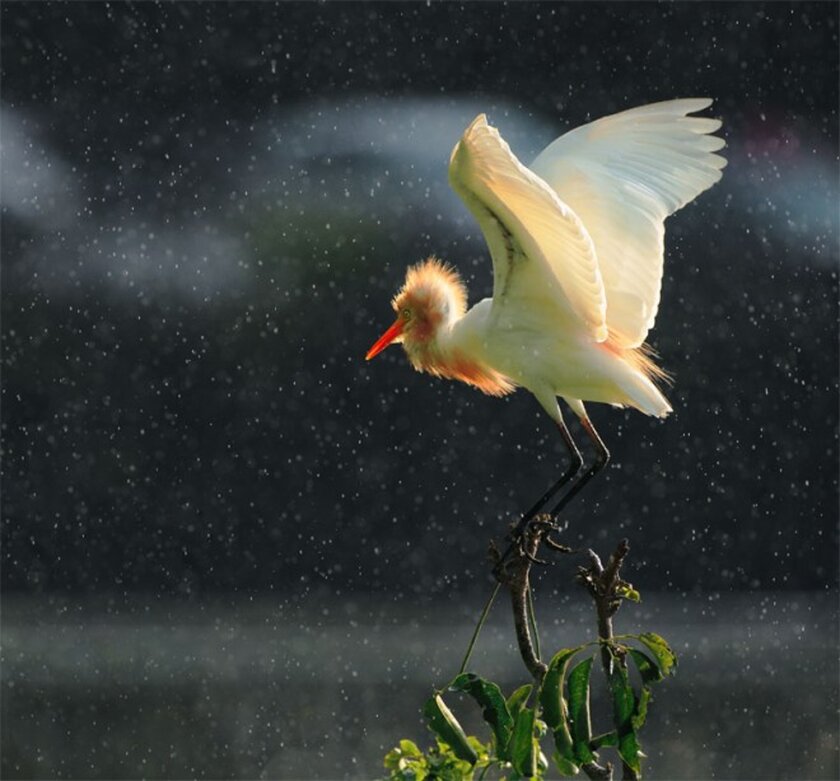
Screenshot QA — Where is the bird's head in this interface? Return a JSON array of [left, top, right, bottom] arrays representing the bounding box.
[[366, 257, 467, 361]]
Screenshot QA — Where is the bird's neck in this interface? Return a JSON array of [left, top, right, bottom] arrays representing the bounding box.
[[403, 314, 461, 369], [405, 315, 515, 397]]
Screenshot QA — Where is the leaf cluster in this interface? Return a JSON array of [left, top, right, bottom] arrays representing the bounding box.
[[383, 633, 676, 780]]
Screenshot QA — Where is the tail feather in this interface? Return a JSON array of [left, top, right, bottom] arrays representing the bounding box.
[[621, 371, 673, 418], [602, 330, 672, 417]]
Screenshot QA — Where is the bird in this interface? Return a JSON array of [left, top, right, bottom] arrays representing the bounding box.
[[366, 98, 726, 535]]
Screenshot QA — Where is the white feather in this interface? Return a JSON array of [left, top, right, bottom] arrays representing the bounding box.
[[448, 114, 609, 343], [530, 98, 727, 348]]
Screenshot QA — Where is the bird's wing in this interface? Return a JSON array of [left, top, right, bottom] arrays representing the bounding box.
[[449, 114, 608, 342], [530, 98, 727, 348]]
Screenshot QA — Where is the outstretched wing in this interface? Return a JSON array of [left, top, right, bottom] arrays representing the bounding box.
[[449, 114, 608, 343], [531, 98, 727, 348]]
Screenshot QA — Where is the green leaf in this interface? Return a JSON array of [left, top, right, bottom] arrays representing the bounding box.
[[590, 731, 618, 749], [567, 656, 596, 764], [628, 649, 664, 685], [539, 647, 582, 729], [398, 739, 423, 756], [632, 686, 653, 732], [509, 706, 537, 778], [538, 647, 582, 772], [551, 750, 580, 777], [430, 737, 481, 781], [450, 673, 514, 757], [636, 632, 677, 677], [606, 650, 642, 775], [383, 738, 429, 780], [506, 683, 534, 719], [506, 683, 533, 716], [423, 694, 478, 765], [616, 583, 641, 602]]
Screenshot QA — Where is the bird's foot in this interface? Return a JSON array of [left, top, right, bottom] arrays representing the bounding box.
[[521, 545, 549, 566], [532, 515, 574, 555], [507, 511, 548, 541], [532, 514, 569, 534], [492, 513, 574, 578], [495, 513, 553, 568], [545, 536, 574, 554]]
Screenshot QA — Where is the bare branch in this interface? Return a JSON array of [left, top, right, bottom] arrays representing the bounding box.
[[493, 523, 548, 682], [577, 539, 639, 781]]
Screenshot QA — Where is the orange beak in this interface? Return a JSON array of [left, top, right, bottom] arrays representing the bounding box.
[[366, 319, 404, 360]]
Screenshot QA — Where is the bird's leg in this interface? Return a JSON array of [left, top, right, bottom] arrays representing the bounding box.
[[493, 421, 582, 570], [510, 419, 583, 541], [548, 415, 610, 519]]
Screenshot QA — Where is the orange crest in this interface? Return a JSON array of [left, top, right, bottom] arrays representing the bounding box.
[[392, 256, 468, 322]]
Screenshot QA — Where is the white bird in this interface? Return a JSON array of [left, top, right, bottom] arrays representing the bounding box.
[[366, 99, 726, 529]]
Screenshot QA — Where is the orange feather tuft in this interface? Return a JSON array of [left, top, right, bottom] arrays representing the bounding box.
[[392, 256, 467, 320], [416, 349, 516, 397], [602, 328, 672, 386], [390, 256, 516, 396]]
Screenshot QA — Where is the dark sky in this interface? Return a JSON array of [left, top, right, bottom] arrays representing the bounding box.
[[2, 2, 838, 598]]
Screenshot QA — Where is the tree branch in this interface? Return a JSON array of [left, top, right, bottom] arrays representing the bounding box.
[[577, 538, 638, 781], [492, 522, 548, 683], [492, 520, 613, 780]]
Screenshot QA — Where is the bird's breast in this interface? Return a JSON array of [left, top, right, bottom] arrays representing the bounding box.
[[410, 343, 515, 398]]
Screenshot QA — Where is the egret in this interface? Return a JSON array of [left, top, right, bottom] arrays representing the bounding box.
[[366, 99, 726, 534]]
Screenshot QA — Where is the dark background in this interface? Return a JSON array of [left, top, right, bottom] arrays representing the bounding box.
[[1, 3, 838, 779], [3, 2, 837, 597]]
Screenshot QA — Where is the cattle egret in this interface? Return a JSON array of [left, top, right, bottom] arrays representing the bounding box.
[[366, 99, 726, 533]]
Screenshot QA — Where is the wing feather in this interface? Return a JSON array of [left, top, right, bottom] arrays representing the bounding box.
[[531, 98, 726, 347], [449, 114, 607, 342]]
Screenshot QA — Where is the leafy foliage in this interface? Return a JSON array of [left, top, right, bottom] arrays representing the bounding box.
[[384, 737, 489, 781], [635, 633, 678, 677], [450, 673, 514, 756], [539, 647, 581, 776], [383, 613, 678, 779], [423, 694, 479, 765], [605, 649, 643, 774], [567, 656, 596, 765]]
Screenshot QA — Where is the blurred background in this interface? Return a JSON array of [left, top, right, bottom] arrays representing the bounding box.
[[1, 3, 837, 779]]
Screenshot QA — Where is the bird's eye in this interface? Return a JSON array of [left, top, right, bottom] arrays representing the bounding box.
[[402, 308, 412, 320]]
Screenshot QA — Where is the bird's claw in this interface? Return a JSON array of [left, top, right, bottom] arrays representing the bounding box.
[[522, 547, 550, 566], [545, 535, 573, 554], [494, 509, 573, 572], [532, 514, 569, 535]]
